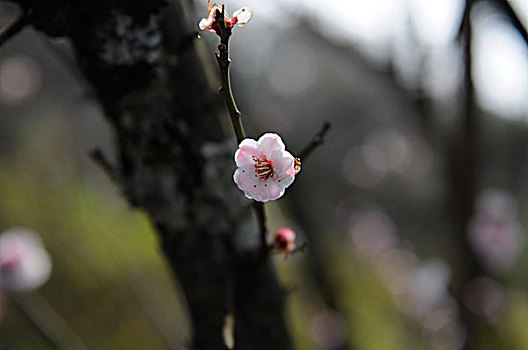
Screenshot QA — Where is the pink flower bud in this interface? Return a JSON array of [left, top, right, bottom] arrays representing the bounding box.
[[274, 228, 296, 257], [198, 3, 253, 33], [0, 228, 52, 293]]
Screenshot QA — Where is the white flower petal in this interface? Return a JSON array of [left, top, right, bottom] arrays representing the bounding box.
[[234, 138, 260, 168], [199, 17, 212, 30], [233, 133, 296, 202], [233, 7, 253, 25], [233, 167, 258, 190], [234, 170, 285, 202], [270, 149, 294, 174], [275, 173, 295, 189], [245, 182, 267, 201], [258, 133, 286, 156], [259, 181, 284, 202], [239, 138, 258, 149], [199, 5, 223, 31]]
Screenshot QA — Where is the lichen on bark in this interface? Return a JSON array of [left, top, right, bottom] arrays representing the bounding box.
[[4, 0, 294, 348]]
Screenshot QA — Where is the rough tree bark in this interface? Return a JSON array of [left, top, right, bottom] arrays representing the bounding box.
[[5, 0, 293, 348]]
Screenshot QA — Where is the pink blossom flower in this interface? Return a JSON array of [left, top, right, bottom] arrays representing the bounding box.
[[198, 2, 253, 33], [273, 228, 296, 257], [233, 133, 298, 202], [0, 228, 52, 293]]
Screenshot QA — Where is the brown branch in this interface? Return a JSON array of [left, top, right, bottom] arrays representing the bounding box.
[[453, 1, 487, 349], [0, 11, 29, 47], [12, 293, 86, 349], [254, 202, 268, 258], [212, 9, 270, 261], [89, 148, 118, 183], [11, 295, 59, 348], [214, 6, 246, 144], [288, 241, 308, 256], [299, 121, 331, 160], [210, 9, 293, 349], [1, 1, 294, 348]]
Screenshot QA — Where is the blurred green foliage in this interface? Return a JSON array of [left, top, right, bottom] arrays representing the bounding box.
[[0, 126, 189, 348], [1, 111, 528, 349]]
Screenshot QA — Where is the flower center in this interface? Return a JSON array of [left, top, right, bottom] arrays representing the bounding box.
[[253, 155, 274, 180]]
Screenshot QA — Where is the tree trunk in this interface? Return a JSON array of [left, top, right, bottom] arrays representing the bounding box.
[[9, 0, 293, 348]]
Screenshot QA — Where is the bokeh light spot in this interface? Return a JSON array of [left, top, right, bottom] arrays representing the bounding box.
[[0, 54, 42, 104]]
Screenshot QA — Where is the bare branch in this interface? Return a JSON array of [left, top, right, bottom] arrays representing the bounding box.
[[299, 121, 331, 160], [89, 148, 118, 183], [254, 202, 268, 258], [0, 11, 29, 47]]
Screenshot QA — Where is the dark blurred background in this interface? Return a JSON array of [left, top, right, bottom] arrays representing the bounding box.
[[0, 0, 527, 348]]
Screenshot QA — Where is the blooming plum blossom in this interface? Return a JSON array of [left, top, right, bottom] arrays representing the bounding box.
[[198, 1, 253, 33], [233, 133, 299, 202], [273, 228, 296, 257], [0, 228, 52, 293]]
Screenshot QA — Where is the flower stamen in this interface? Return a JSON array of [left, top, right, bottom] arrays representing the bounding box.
[[253, 156, 274, 180]]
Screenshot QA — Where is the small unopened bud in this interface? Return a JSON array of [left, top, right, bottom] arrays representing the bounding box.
[[0, 228, 52, 293], [273, 228, 296, 258], [294, 158, 301, 175]]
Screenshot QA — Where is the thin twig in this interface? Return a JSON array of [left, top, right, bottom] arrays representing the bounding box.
[[455, 1, 484, 349], [290, 241, 308, 255], [299, 122, 331, 160], [215, 7, 246, 144], [213, 8, 269, 257], [11, 295, 58, 348], [12, 293, 86, 349], [272, 241, 308, 258], [254, 202, 268, 258], [89, 148, 118, 182], [0, 12, 29, 48]]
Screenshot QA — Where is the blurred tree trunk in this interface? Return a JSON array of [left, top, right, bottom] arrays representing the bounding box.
[[452, 1, 483, 348], [6, 0, 293, 348]]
